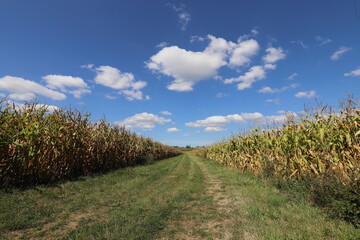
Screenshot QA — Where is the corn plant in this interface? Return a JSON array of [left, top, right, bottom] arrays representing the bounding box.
[[194, 97, 360, 190], [0, 99, 180, 187]]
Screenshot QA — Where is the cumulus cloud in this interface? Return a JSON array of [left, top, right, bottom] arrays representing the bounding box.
[[95, 66, 136, 89], [263, 47, 286, 63], [116, 112, 171, 130], [258, 84, 297, 94], [185, 113, 263, 128], [167, 3, 191, 31], [120, 90, 146, 101], [229, 39, 260, 67], [147, 35, 230, 91], [167, 127, 180, 133], [93, 65, 148, 101], [314, 36, 332, 46], [160, 111, 172, 115], [344, 67, 360, 77], [258, 86, 286, 93], [0, 76, 66, 101], [43, 75, 91, 98], [186, 112, 297, 130], [264, 64, 276, 70], [330, 47, 352, 61], [148, 35, 284, 92], [204, 127, 226, 132], [295, 90, 316, 98], [224, 46, 285, 90], [224, 65, 266, 90]]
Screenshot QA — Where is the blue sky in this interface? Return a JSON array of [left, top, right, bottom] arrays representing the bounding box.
[[1, 0, 359, 146]]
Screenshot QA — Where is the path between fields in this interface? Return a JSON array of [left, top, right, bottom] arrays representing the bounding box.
[[158, 155, 252, 240], [3, 154, 357, 240]]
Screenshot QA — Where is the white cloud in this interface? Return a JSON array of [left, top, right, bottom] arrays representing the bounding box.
[[43, 74, 91, 98], [95, 66, 135, 89], [105, 94, 117, 100], [238, 28, 259, 41], [156, 42, 168, 48], [259, 86, 276, 93], [229, 39, 260, 67], [204, 127, 226, 132], [186, 115, 241, 128], [167, 3, 191, 31], [251, 29, 259, 35], [8, 92, 36, 101], [81, 64, 94, 70], [148, 35, 285, 92], [224, 65, 266, 90], [263, 47, 286, 64], [288, 73, 298, 80], [216, 92, 229, 98], [94, 65, 148, 101], [344, 67, 360, 77], [264, 64, 276, 70], [187, 112, 297, 130], [183, 133, 190, 136], [258, 83, 297, 94], [190, 35, 205, 42], [160, 110, 172, 115], [147, 35, 230, 92], [120, 90, 144, 101], [330, 46, 352, 61], [116, 112, 171, 130], [258, 86, 288, 93], [241, 112, 264, 120], [295, 90, 316, 98], [185, 112, 263, 128], [314, 36, 332, 46], [265, 99, 280, 104], [167, 127, 180, 133], [292, 40, 308, 49], [0, 76, 66, 101], [223, 46, 285, 90]]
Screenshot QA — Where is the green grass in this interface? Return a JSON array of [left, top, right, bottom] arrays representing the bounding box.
[[193, 155, 359, 239], [1, 154, 359, 239]]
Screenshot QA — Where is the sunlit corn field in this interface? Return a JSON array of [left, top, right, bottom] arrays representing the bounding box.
[[194, 98, 360, 225], [0, 99, 180, 187]]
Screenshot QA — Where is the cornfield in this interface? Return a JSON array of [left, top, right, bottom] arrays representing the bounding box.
[[196, 99, 359, 188], [0, 99, 180, 187], [194, 97, 360, 225]]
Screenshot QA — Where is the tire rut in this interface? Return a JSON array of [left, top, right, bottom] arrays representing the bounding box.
[[158, 154, 233, 240]]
